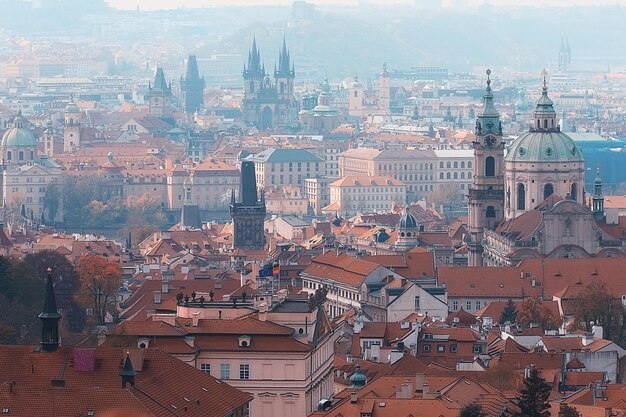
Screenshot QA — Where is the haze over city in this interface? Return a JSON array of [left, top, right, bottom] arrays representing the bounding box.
[[2, 1, 626, 417]]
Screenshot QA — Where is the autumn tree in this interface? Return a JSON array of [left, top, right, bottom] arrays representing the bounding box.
[[514, 367, 551, 417], [518, 298, 561, 330], [459, 403, 486, 417], [126, 193, 166, 227], [558, 404, 580, 417], [77, 255, 122, 326], [569, 282, 623, 343], [500, 298, 518, 325], [43, 182, 60, 224]]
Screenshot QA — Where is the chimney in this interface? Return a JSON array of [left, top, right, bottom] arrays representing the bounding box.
[[153, 291, 162, 304], [422, 382, 437, 399], [240, 270, 246, 287], [259, 303, 268, 322], [415, 373, 424, 390], [350, 389, 358, 404], [192, 312, 199, 327]]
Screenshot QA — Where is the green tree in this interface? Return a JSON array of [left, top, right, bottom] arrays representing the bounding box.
[[514, 367, 551, 417], [459, 403, 486, 417], [499, 298, 518, 325], [558, 404, 580, 417], [43, 182, 59, 224]]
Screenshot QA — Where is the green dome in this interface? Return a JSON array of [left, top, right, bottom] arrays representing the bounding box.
[[398, 207, 417, 229], [65, 101, 80, 113], [349, 364, 367, 388], [506, 131, 583, 163], [1, 120, 37, 148]]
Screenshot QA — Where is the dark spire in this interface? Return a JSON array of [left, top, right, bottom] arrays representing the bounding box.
[[238, 161, 259, 206], [276, 35, 294, 77], [39, 267, 61, 352], [244, 35, 264, 78], [593, 166, 604, 220], [181, 55, 205, 113], [152, 67, 170, 92], [120, 351, 136, 388]]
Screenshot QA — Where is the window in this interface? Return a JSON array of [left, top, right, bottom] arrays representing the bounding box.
[[220, 364, 230, 380], [414, 296, 420, 311], [239, 364, 250, 380], [517, 183, 526, 210], [466, 301, 472, 310], [475, 301, 481, 310], [452, 301, 458, 310], [544, 183, 554, 200], [450, 344, 458, 353], [437, 345, 445, 352], [473, 345, 483, 354], [570, 183, 578, 201], [200, 364, 210, 374], [485, 156, 495, 177], [423, 344, 431, 352], [486, 206, 496, 219]]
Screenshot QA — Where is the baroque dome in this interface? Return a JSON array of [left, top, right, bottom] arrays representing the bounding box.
[[397, 207, 417, 229], [0, 113, 37, 149]]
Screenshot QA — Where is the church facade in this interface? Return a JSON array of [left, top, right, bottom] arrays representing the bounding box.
[[468, 72, 624, 266], [242, 37, 300, 130]]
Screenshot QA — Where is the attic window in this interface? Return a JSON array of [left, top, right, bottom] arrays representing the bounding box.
[[238, 335, 252, 348]]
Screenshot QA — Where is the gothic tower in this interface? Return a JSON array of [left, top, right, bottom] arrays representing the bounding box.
[[467, 70, 505, 266], [275, 36, 295, 100], [230, 161, 266, 250], [39, 267, 61, 352], [148, 67, 172, 118], [180, 55, 205, 114], [63, 101, 81, 153], [243, 36, 265, 125]]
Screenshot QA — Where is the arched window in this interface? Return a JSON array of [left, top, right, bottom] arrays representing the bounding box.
[[250, 81, 254, 92], [461, 161, 465, 168], [446, 172, 451, 179], [440, 162, 444, 168], [485, 156, 495, 177], [468, 172, 472, 178], [468, 161, 472, 169], [544, 119, 548, 129], [544, 183, 554, 199], [453, 161, 458, 168], [439, 173, 444, 179], [517, 183, 526, 210], [570, 183, 578, 201], [486, 206, 496, 218], [447, 162, 451, 168], [537, 119, 541, 129], [30, 151, 34, 160], [6, 151, 11, 161], [430, 163, 433, 170], [18, 151, 24, 161], [461, 172, 465, 179], [453, 172, 458, 179], [354, 91, 358, 98]]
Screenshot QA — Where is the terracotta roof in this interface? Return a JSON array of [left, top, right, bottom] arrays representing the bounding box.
[[566, 357, 586, 370], [302, 252, 382, 288], [0, 346, 251, 417], [362, 251, 435, 279], [439, 267, 542, 298]]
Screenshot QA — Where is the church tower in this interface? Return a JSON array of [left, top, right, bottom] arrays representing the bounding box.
[[378, 63, 390, 117], [467, 69, 505, 266], [180, 55, 205, 114], [592, 168, 605, 221], [44, 119, 54, 157], [63, 101, 81, 153], [230, 161, 266, 250], [148, 67, 172, 118], [243, 36, 265, 125]]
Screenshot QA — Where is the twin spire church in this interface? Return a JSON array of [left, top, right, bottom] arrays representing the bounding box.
[[468, 70, 623, 266]]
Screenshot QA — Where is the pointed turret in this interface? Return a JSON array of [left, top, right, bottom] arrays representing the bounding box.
[[244, 35, 264, 78], [275, 36, 294, 78], [181, 55, 205, 114], [152, 67, 169, 92], [39, 267, 61, 352], [532, 71, 558, 132], [120, 351, 136, 388], [475, 69, 500, 135]]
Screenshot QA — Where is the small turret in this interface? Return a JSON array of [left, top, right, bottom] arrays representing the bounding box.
[[120, 351, 136, 388], [592, 167, 605, 221]]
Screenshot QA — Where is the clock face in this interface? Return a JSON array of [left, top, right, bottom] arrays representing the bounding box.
[[484, 135, 496, 148]]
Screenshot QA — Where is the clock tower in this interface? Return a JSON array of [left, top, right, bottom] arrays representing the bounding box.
[[467, 70, 505, 266]]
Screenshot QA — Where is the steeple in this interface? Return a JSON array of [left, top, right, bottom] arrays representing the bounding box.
[[238, 161, 259, 206], [181, 55, 205, 114], [475, 69, 500, 135], [152, 67, 169, 92], [275, 35, 294, 78], [593, 167, 604, 220], [244, 35, 264, 78], [39, 267, 61, 352], [120, 351, 136, 388]]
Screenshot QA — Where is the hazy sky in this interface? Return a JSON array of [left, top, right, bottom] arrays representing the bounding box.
[[105, 0, 626, 10]]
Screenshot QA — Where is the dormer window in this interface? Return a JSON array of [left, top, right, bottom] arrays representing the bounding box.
[[238, 335, 252, 348]]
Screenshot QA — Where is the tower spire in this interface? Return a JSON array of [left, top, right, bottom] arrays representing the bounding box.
[[39, 267, 61, 352], [476, 69, 500, 134], [593, 166, 605, 220]]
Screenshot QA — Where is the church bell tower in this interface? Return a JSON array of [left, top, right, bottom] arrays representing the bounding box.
[[467, 70, 505, 266]]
